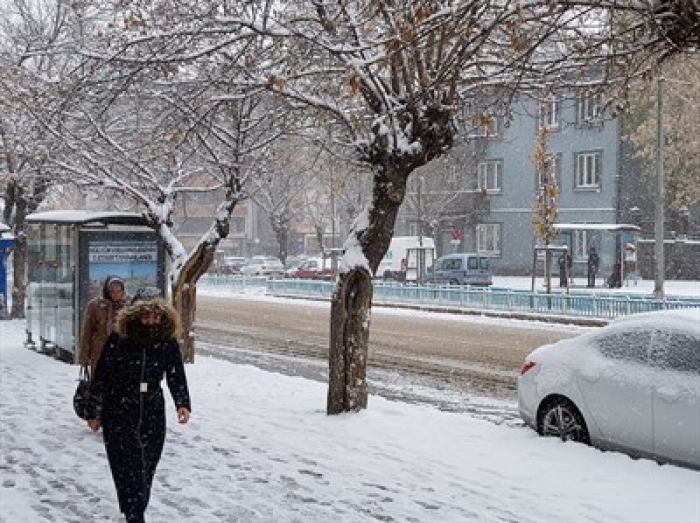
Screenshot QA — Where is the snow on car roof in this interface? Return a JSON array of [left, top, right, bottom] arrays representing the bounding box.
[[612, 308, 700, 332]]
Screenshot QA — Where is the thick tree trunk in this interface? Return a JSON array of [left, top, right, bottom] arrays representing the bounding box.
[[326, 163, 407, 414], [273, 222, 289, 266], [171, 242, 215, 363], [327, 268, 373, 413], [10, 233, 27, 319], [3, 179, 31, 319]]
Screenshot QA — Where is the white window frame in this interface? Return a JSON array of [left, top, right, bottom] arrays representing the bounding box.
[[575, 151, 602, 189], [578, 92, 602, 123], [538, 96, 560, 130], [476, 223, 501, 255], [408, 222, 420, 236], [573, 230, 589, 260], [478, 160, 502, 194]]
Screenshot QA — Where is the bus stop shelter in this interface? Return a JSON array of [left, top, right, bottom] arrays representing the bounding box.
[[25, 211, 165, 362], [553, 223, 641, 287]]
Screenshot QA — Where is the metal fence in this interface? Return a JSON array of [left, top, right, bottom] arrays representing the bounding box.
[[200, 275, 700, 320]]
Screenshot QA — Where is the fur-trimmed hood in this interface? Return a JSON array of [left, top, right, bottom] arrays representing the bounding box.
[[115, 299, 181, 341]]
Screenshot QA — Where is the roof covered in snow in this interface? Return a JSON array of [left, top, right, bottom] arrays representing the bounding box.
[[26, 210, 148, 226], [554, 223, 641, 232]]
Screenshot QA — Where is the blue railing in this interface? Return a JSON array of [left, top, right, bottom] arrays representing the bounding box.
[[199, 275, 700, 320]]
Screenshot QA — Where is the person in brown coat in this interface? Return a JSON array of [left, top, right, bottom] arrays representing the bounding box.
[[79, 276, 128, 375]]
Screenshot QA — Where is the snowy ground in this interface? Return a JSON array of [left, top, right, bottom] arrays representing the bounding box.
[[1, 319, 699, 523]]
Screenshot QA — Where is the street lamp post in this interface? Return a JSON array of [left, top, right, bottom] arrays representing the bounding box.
[[653, 76, 665, 300]]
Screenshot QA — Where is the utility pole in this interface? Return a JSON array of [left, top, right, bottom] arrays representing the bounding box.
[[654, 76, 665, 300], [328, 124, 336, 251], [330, 172, 335, 250], [417, 176, 423, 247]]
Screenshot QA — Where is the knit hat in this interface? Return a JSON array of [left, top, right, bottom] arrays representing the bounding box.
[[131, 286, 163, 304], [105, 276, 125, 290]]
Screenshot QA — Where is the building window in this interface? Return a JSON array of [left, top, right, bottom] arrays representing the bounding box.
[[478, 160, 502, 193], [473, 115, 504, 138], [477, 223, 501, 255], [538, 96, 561, 130], [574, 230, 590, 260], [578, 92, 602, 123], [575, 151, 602, 189], [408, 222, 420, 236], [573, 230, 600, 260], [536, 153, 561, 190]]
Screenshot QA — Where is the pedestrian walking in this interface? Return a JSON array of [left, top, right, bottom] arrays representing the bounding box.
[[79, 276, 129, 375], [587, 247, 599, 288], [87, 288, 191, 523]]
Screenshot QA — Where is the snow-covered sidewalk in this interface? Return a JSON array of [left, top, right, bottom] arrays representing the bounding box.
[[1, 319, 698, 523]]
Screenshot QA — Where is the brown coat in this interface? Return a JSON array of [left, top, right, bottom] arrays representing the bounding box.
[[79, 296, 126, 374]]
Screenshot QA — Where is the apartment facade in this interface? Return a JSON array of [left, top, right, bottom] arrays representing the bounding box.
[[397, 93, 624, 277]]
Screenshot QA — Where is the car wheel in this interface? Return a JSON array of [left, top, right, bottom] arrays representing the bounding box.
[[537, 397, 590, 444]]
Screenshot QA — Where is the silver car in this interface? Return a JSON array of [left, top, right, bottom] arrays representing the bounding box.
[[240, 256, 284, 277], [518, 308, 700, 469]]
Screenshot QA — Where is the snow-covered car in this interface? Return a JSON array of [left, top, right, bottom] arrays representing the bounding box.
[[285, 258, 334, 280], [221, 256, 246, 274], [518, 308, 700, 469], [240, 256, 284, 277]]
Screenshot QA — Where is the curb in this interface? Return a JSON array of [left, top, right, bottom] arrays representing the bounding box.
[[270, 293, 609, 327]]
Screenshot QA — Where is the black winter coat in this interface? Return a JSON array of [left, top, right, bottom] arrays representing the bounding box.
[[88, 300, 190, 520]]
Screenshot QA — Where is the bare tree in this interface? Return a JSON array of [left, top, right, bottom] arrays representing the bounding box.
[[0, 0, 69, 317], [25, 1, 700, 412], [403, 139, 488, 250], [249, 134, 323, 264], [624, 55, 700, 227], [39, 66, 295, 362]]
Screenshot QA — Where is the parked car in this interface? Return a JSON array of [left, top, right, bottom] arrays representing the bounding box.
[[240, 256, 284, 277], [286, 258, 334, 280], [425, 253, 492, 286], [221, 256, 246, 274], [518, 308, 700, 469], [284, 255, 308, 273]]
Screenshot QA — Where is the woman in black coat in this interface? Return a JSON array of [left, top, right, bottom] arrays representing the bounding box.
[[87, 291, 191, 523]]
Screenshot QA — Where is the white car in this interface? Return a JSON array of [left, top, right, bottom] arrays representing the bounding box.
[[240, 256, 284, 277], [518, 308, 700, 469]]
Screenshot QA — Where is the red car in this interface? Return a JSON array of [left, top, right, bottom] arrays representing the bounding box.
[[287, 258, 334, 280]]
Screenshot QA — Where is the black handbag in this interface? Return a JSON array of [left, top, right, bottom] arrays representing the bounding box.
[[73, 366, 92, 420]]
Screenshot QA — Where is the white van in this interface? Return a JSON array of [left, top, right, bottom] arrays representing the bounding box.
[[377, 236, 435, 282]]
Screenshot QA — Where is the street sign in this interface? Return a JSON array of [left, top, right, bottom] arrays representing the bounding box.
[[451, 228, 463, 241]]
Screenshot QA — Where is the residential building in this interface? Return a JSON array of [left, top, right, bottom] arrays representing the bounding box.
[[396, 93, 624, 278]]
